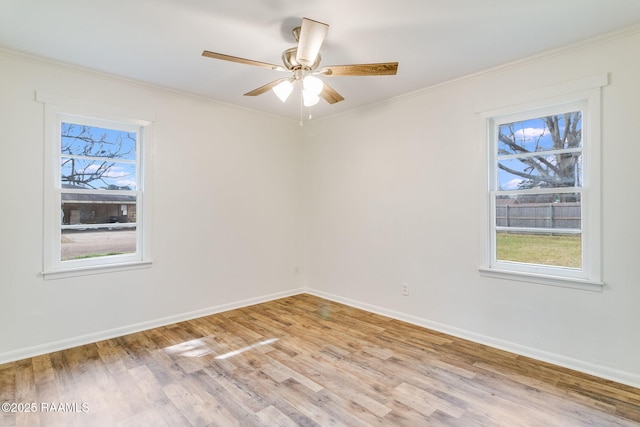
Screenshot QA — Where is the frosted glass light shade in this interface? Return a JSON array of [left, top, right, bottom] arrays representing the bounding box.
[[303, 75, 323, 96], [273, 80, 294, 102], [302, 90, 320, 107]]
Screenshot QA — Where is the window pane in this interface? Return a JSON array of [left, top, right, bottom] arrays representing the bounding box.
[[498, 112, 582, 154], [61, 228, 137, 261], [495, 193, 581, 229], [61, 157, 137, 190], [497, 152, 582, 190], [61, 123, 136, 160], [61, 195, 137, 225], [496, 232, 581, 268], [497, 112, 582, 190]]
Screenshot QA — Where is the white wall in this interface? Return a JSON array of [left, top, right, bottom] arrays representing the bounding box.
[[304, 30, 640, 387], [0, 51, 304, 360]]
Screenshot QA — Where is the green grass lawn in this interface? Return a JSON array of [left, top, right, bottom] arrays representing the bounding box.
[[496, 233, 582, 268]]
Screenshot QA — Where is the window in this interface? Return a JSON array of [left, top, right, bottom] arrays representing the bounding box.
[[478, 77, 605, 290], [39, 93, 153, 278]]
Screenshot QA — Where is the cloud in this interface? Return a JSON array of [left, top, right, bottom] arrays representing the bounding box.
[[502, 178, 523, 190], [77, 164, 100, 173], [513, 127, 545, 141], [115, 179, 136, 188], [103, 170, 130, 179]]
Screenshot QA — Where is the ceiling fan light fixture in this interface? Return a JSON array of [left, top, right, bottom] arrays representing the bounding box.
[[302, 90, 320, 107], [272, 79, 294, 102], [302, 75, 323, 96]]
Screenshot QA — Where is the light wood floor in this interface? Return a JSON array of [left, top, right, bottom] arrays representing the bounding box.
[[1, 294, 639, 426]]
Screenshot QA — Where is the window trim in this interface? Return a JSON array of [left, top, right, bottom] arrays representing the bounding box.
[[476, 75, 606, 291], [38, 92, 154, 279]]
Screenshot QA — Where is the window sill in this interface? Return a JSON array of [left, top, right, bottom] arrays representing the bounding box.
[[42, 260, 153, 280], [478, 267, 604, 292]]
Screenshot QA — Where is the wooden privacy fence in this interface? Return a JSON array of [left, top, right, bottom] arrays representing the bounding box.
[[496, 202, 581, 229]]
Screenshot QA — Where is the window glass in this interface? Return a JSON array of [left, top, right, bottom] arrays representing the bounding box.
[[61, 122, 137, 190], [59, 121, 141, 263], [492, 110, 583, 271], [62, 228, 137, 261], [495, 232, 581, 268], [497, 153, 582, 189], [497, 113, 582, 190]]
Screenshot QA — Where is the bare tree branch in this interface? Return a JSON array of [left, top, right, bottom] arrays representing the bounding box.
[[498, 112, 581, 190], [61, 124, 134, 189]]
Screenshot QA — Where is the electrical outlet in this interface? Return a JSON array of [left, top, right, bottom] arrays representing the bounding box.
[[401, 282, 409, 296]]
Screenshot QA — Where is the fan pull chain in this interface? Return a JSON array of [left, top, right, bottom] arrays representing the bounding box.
[[299, 89, 304, 126]]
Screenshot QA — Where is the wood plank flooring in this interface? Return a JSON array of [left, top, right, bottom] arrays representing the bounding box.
[[1, 294, 639, 426]]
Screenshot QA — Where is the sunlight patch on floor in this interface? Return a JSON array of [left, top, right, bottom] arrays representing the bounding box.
[[163, 337, 279, 359], [215, 338, 279, 360]]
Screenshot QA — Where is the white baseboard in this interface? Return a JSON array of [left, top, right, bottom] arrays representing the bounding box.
[[306, 288, 640, 389], [0, 288, 305, 365]]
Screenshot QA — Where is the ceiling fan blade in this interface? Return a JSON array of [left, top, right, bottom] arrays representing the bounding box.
[[296, 18, 329, 67], [319, 81, 345, 104], [320, 62, 398, 76], [202, 50, 286, 71], [244, 78, 291, 96]]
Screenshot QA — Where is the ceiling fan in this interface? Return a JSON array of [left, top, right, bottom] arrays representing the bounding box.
[[202, 17, 398, 107]]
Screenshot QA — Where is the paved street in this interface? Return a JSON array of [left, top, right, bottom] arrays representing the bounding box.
[[61, 230, 136, 260]]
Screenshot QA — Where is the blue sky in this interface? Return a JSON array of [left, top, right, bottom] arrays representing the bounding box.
[[497, 114, 582, 191], [61, 123, 137, 190]]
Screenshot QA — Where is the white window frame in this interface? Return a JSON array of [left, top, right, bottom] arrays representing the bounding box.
[[477, 75, 606, 291], [38, 92, 154, 279]]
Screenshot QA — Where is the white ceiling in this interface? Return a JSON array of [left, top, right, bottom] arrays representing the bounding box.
[[2, 0, 640, 120]]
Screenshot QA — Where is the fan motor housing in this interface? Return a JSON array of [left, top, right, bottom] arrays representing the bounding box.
[[282, 47, 321, 71]]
